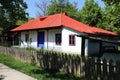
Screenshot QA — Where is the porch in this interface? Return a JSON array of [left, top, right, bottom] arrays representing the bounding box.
[[77, 34, 120, 57]]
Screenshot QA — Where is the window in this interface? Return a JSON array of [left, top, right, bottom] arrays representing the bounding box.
[[25, 33, 29, 42], [55, 33, 61, 45], [69, 35, 75, 45]]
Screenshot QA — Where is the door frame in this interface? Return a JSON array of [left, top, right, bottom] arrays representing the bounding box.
[[37, 31, 45, 47]]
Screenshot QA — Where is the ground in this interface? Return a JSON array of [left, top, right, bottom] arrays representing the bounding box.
[[0, 63, 36, 80]]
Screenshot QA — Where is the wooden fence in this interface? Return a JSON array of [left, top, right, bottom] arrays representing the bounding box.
[[34, 51, 85, 76], [0, 46, 32, 62], [85, 58, 120, 80], [0, 46, 120, 80]]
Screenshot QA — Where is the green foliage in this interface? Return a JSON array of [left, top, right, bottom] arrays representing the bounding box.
[[47, 0, 78, 19], [16, 20, 26, 25], [101, 1, 120, 33], [0, 0, 28, 33], [102, 0, 120, 5], [78, 0, 103, 27], [77, 0, 120, 34], [37, 49, 81, 58]]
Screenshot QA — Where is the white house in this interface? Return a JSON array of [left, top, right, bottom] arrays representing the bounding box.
[[11, 13, 119, 56]]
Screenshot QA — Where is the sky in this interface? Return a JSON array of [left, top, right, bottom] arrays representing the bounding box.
[[24, 0, 105, 18]]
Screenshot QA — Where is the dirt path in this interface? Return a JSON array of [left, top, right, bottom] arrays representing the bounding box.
[[0, 63, 37, 80]]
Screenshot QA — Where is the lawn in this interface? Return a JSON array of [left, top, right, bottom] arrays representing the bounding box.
[[0, 54, 84, 80]]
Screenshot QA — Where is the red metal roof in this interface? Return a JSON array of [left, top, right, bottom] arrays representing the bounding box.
[[11, 13, 118, 36], [91, 27, 118, 36]]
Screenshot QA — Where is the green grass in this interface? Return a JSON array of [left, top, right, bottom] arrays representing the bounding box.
[[0, 54, 85, 80]]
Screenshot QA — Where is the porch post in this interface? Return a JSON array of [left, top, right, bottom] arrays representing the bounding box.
[[18, 32, 21, 46], [12, 34, 14, 46], [46, 29, 49, 49], [85, 39, 88, 56], [99, 41, 103, 56], [81, 37, 85, 56], [27, 31, 29, 47]]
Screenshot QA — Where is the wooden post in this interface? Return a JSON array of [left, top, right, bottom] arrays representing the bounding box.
[[81, 37, 85, 56], [109, 59, 114, 80], [18, 32, 21, 46], [103, 59, 108, 80], [116, 61, 120, 79], [99, 41, 103, 56], [12, 34, 14, 46], [97, 58, 101, 80], [46, 29, 49, 49]]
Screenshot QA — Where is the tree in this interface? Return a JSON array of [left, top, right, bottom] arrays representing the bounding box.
[[101, 0, 120, 33], [78, 0, 103, 27], [102, 0, 120, 5], [0, 0, 28, 33], [46, 0, 78, 19], [36, 0, 49, 17]]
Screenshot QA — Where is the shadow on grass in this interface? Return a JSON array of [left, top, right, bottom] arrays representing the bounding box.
[[31, 68, 86, 80]]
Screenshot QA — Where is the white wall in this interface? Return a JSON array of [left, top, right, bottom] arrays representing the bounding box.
[[62, 27, 83, 54], [19, 27, 119, 56], [29, 31, 37, 48], [21, 32, 27, 47], [20, 29, 62, 50], [20, 31, 37, 48], [20, 27, 89, 55], [45, 29, 62, 50]]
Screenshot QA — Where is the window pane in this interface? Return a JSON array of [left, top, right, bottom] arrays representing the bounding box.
[[25, 34, 29, 42], [55, 33, 61, 45], [69, 35, 75, 45]]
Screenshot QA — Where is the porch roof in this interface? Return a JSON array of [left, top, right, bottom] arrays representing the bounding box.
[[77, 34, 120, 44], [11, 13, 118, 36]]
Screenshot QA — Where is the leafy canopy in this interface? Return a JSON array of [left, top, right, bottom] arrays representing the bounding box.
[[101, 0, 120, 33], [0, 0, 28, 33], [78, 0, 103, 27], [46, 0, 78, 19]]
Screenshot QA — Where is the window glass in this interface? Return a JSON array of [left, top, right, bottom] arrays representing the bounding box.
[[25, 33, 29, 42], [55, 33, 61, 45], [69, 35, 75, 45]]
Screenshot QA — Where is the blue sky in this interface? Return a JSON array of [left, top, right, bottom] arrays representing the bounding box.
[[24, 0, 105, 18]]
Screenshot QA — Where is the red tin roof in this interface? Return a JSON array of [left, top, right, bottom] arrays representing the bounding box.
[[91, 27, 117, 36], [11, 13, 118, 36]]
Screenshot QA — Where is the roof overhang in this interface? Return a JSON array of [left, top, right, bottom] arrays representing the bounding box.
[[11, 26, 63, 32], [77, 34, 120, 44]]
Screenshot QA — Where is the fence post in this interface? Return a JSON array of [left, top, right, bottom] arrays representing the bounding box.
[[116, 60, 120, 79], [103, 59, 108, 80], [71, 55, 74, 74], [76, 56, 81, 76], [110, 59, 115, 80], [96, 58, 101, 80], [83, 57, 88, 78], [90, 58, 96, 80]]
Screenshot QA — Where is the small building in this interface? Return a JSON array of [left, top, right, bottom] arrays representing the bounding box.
[[11, 13, 120, 56]]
